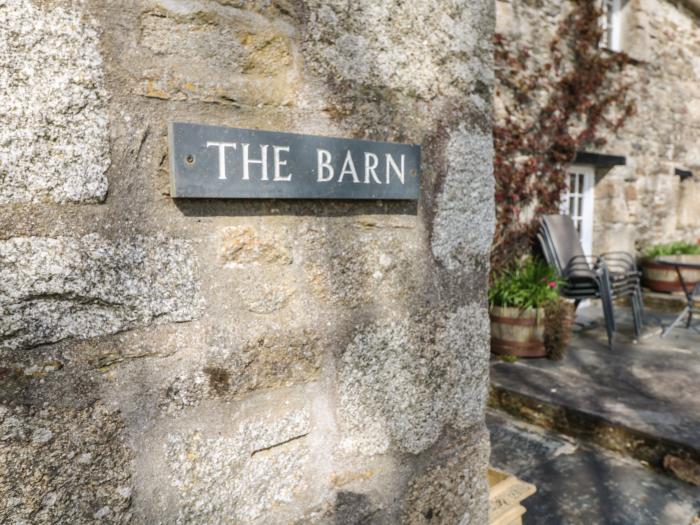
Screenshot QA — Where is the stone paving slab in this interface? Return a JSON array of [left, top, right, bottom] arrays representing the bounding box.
[[490, 305, 700, 463], [488, 410, 700, 525]]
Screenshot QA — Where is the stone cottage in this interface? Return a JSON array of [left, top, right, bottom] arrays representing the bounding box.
[[0, 1, 495, 523], [497, 0, 700, 255]]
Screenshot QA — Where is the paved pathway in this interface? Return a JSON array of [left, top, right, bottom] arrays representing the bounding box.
[[488, 410, 700, 525], [488, 304, 700, 523]]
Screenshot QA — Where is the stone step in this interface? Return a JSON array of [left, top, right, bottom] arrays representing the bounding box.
[[641, 288, 688, 314], [487, 410, 700, 525], [490, 352, 700, 485]]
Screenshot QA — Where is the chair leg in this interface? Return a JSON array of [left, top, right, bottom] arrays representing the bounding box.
[[687, 310, 693, 329], [636, 284, 645, 322], [604, 297, 615, 349], [630, 293, 638, 338], [608, 293, 616, 333], [599, 269, 615, 350], [631, 291, 642, 339], [600, 289, 615, 350]]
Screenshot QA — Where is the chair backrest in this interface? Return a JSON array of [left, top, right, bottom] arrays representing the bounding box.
[[537, 231, 562, 274], [541, 215, 591, 277]]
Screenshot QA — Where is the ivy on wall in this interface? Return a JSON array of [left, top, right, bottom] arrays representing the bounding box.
[[491, 0, 635, 273]]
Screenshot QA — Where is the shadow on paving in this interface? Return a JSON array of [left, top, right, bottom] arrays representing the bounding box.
[[488, 410, 700, 525]]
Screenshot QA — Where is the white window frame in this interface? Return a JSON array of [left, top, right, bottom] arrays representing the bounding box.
[[560, 165, 596, 256], [601, 0, 622, 52]]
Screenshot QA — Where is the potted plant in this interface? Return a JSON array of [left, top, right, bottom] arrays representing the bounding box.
[[489, 258, 565, 358], [641, 241, 700, 293]]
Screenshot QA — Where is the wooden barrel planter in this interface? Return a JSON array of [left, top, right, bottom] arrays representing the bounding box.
[[642, 255, 700, 292], [490, 306, 546, 357]]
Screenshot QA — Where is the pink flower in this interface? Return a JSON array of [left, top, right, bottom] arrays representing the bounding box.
[[548, 281, 558, 289]]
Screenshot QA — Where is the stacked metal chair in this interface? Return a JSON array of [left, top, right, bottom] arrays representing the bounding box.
[[537, 214, 644, 349]]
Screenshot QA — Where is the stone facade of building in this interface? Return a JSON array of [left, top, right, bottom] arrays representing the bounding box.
[[0, 1, 495, 523], [496, 0, 700, 254]]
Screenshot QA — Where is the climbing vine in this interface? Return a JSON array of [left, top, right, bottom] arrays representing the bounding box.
[[491, 0, 636, 273]]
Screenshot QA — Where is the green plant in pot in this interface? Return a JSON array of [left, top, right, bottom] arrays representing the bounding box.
[[489, 258, 571, 359], [641, 241, 700, 293]]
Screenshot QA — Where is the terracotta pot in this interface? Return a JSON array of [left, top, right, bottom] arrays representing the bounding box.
[[490, 306, 546, 357], [642, 255, 700, 293]]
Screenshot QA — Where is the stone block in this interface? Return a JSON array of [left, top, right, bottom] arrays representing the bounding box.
[[0, 403, 132, 524], [597, 197, 631, 224], [594, 180, 619, 200], [237, 280, 297, 314], [337, 304, 490, 456], [160, 328, 322, 412], [0, 235, 201, 351], [0, 0, 110, 204], [686, 97, 700, 124], [165, 408, 310, 523], [677, 179, 700, 229], [593, 223, 637, 254], [488, 467, 537, 525], [663, 454, 700, 486], [301, 223, 425, 310], [219, 226, 293, 266], [302, 0, 494, 102], [129, 2, 302, 107], [431, 125, 495, 271], [402, 426, 490, 525]]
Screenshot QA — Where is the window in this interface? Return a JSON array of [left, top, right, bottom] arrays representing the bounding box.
[[601, 0, 622, 52], [560, 165, 595, 255]]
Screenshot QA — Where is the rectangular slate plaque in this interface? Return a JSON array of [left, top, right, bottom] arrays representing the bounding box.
[[169, 122, 420, 200]]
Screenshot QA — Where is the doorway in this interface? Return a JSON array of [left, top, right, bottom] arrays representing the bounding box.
[[560, 164, 595, 255]]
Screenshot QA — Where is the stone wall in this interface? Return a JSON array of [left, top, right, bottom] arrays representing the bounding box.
[[0, 1, 495, 523], [496, 0, 700, 254]]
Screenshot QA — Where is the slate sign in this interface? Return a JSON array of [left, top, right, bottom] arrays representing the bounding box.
[[169, 122, 420, 200]]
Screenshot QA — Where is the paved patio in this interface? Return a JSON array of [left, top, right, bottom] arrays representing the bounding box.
[[489, 302, 700, 523]]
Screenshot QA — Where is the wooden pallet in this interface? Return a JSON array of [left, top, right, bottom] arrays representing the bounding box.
[[489, 468, 537, 525]]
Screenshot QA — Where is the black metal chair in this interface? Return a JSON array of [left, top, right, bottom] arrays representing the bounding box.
[[538, 214, 644, 348]]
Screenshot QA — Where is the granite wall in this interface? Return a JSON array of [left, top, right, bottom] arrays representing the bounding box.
[[496, 0, 700, 254], [0, 1, 495, 523]]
